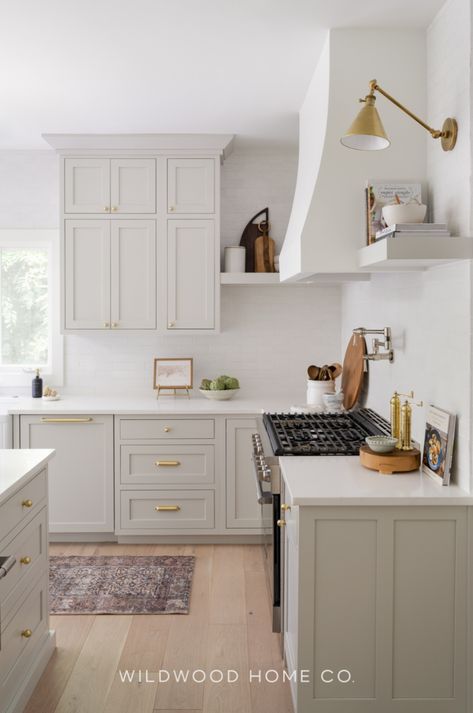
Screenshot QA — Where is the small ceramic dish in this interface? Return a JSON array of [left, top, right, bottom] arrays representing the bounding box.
[[365, 435, 398, 453], [42, 395, 61, 402], [199, 389, 239, 401]]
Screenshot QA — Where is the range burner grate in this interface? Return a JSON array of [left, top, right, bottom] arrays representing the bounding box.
[[263, 408, 391, 456]]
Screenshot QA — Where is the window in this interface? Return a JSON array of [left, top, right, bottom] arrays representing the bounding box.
[[0, 230, 63, 387]]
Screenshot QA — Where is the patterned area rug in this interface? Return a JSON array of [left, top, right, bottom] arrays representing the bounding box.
[[49, 555, 195, 614]]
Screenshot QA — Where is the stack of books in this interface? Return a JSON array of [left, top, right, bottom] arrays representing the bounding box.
[[375, 223, 450, 241]]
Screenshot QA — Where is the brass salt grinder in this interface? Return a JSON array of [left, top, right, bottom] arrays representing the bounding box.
[[390, 391, 413, 448], [390, 391, 423, 450]]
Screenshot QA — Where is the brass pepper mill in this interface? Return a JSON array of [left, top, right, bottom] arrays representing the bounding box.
[[390, 390, 414, 449], [400, 396, 424, 451]]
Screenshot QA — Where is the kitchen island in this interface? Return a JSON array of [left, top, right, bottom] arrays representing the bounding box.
[[0, 449, 55, 713], [279, 456, 473, 713]]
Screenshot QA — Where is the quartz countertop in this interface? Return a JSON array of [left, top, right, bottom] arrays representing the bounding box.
[[0, 449, 55, 506], [280, 456, 473, 506], [2, 395, 296, 416]]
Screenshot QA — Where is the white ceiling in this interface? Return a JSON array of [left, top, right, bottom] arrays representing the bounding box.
[[0, 0, 445, 149]]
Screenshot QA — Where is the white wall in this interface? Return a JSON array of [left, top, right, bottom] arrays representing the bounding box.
[[0, 146, 342, 400], [341, 0, 473, 491]]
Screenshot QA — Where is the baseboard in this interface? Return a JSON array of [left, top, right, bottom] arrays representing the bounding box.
[[49, 533, 117, 542], [6, 630, 56, 713], [117, 534, 266, 544]]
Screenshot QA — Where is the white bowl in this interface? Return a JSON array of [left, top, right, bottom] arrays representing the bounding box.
[[365, 435, 398, 453], [199, 389, 239, 401], [382, 203, 427, 226]]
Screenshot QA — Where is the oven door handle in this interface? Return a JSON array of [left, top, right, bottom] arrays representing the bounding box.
[[255, 469, 272, 505]]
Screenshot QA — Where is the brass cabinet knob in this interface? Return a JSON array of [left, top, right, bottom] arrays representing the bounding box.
[[168, 321, 175, 328], [20, 556, 32, 565], [103, 322, 110, 328], [281, 503, 291, 512], [21, 629, 32, 638], [111, 322, 118, 328], [22, 499, 33, 508], [163, 426, 171, 433], [104, 206, 110, 212], [277, 519, 286, 527], [111, 206, 118, 212], [169, 205, 175, 212]]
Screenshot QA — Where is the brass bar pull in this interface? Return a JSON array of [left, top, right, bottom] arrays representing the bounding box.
[[155, 505, 181, 512], [155, 460, 180, 467], [40, 418, 93, 423]]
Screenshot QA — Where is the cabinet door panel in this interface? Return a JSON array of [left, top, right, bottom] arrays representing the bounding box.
[[64, 158, 110, 214], [110, 159, 156, 213], [64, 220, 111, 329], [19, 416, 114, 533], [167, 219, 215, 329], [167, 158, 215, 213], [110, 220, 156, 329], [226, 418, 266, 529]]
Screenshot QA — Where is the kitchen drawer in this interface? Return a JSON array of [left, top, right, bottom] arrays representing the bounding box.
[[120, 490, 215, 530], [0, 508, 47, 628], [0, 574, 48, 689], [119, 418, 215, 441], [0, 470, 47, 545], [120, 445, 214, 485]]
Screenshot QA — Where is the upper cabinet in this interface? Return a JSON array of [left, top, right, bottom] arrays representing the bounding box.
[[65, 158, 156, 214], [44, 133, 234, 334], [167, 158, 215, 214]]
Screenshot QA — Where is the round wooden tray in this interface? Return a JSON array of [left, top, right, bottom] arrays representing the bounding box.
[[359, 444, 421, 475]]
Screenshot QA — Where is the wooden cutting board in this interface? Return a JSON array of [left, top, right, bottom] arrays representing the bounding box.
[[341, 333, 367, 410], [254, 235, 275, 272]]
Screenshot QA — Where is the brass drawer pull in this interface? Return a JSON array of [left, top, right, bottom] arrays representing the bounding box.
[[22, 499, 33, 508], [277, 519, 286, 527], [163, 426, 171, 432], [21, 629, 32, 638], [155, 460, 180, 467], [20, 556, 32, 565], [155, 505, 181, 512], [281, 503, 291, 512], [40, 418, 93, 423]]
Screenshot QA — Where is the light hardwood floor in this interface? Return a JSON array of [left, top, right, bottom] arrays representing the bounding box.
[[24, 544, 293, 713]]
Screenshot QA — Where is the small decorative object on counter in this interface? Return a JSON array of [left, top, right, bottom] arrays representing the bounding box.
[[307, 379, 335, 410], [422, 405, 456, 486], [400, 396, 423, 451], [32, 368, 43, 398], [239, 207, 269, 272], [153, 357, 193, 399], [390, 390, 414, 448], [359, 443, 421, 475], [224, 246, 246, 273], [365, 435, 398, 453], [199, 375, 240, 400], [43, 386, 60, 401]]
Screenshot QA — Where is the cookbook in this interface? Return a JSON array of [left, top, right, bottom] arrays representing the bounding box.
[[422, 405, 456, 485]]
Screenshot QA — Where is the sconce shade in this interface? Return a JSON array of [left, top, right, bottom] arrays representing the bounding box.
[[341, 95, 390, 150]]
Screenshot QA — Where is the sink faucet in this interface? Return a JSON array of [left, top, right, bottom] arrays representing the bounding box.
[[352, 327, 394, 363]]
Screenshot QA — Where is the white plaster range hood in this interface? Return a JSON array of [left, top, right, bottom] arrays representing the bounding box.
[[279, 29, 427, 282]]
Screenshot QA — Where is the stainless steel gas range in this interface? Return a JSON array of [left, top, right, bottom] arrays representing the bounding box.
[[253, 408, 391, 643]]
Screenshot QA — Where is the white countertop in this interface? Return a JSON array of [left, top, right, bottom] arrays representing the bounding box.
[[280, 456, 473, 506], [1, 395, 295, 416], [0, 449, 55, 505]]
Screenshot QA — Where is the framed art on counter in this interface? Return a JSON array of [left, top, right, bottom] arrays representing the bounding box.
[[153, 357, 193, 397]]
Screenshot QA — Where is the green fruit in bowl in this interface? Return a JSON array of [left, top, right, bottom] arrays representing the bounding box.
[[200, 378, 212, 391]]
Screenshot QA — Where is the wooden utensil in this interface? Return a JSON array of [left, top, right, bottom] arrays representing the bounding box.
[[341, 334, 367, 410], [329, 362, 343, 379], [307, 365, 320, 380], [254, 221, 275, 273]]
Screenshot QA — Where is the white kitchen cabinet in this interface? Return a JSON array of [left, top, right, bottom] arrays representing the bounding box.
[[283, 499, 470, 713], [65, 157, 156, 214], [167, 158, 215, 214], [111, 220, 156, 329], [110, 159, 156, 214], [167, 219, 215, 330], [65, 220, 111, 329], [64, 158, 110, 214], [65, 219, 156, 330], [19, 415, 114, 533], [226, 418, 265, 530]]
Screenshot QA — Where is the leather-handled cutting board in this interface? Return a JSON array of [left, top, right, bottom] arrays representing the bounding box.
[[341, 333, 367, 410]]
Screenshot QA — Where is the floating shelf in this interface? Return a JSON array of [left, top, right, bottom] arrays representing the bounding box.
[[358, 235, 473, 271], [220, 273, 281, 285]]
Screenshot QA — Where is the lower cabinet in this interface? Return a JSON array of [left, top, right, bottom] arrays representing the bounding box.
[[226, 418, 266, 530], [19, 415, 114, 533], [283, 500, 471, 713], [120, 490, 215, 531]]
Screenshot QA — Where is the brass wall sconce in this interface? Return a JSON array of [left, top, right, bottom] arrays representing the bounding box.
[[341, 79, 457, 152]]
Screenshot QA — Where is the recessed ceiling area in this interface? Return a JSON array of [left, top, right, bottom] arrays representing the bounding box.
[[0, 0, 446, 149]]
